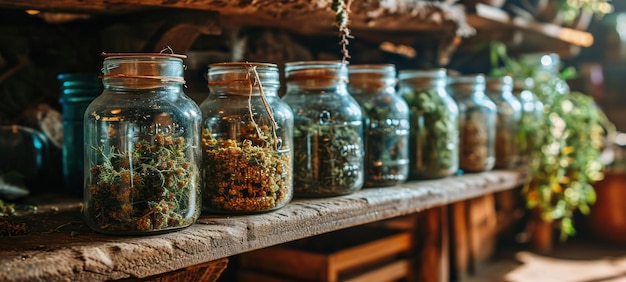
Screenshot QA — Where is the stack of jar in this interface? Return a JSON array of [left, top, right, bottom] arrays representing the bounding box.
[[81, 53, 537, 235]]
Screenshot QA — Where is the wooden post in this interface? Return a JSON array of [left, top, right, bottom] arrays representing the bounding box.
[[414, 206, 448, 282], [449, 201, 470, 281]]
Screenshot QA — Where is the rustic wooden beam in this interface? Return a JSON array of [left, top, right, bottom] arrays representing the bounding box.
[[0, 0, 473, 37]]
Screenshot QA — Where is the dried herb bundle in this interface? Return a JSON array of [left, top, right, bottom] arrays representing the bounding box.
[[88, 135, 199, 232], [332, 0, 353, 63]]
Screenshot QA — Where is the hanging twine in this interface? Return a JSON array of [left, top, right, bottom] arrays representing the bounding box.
[[248, 65, 279, 149], [100, 73, 186, 84], [332, 0, 354, 63], [208, 63, 279, 149]]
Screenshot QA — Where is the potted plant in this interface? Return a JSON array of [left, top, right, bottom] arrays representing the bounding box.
[[535, 0, 613, 28], [490, 42, 615, 251]]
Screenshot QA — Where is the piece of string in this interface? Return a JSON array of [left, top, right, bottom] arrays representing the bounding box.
[[160, 46, 174, 54], [245, 64, 279, 149], [285, 74, 347, 83], [101, 74, 186, 84]]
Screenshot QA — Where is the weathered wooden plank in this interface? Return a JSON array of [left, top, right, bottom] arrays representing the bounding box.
[[414, 206, 448, 282], [450, 200, 471, 281], [0, 0, 474, 37], [0, 168, 525, 282]]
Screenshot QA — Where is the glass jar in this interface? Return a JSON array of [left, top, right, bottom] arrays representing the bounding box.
[[0, 125, 50, 198], [447, 75, 496, 173], [485, 76, 522, 169], [398, 69, 459, 179], [521, 53, 569, 103], [200, 62, 293, 213], [283, 61, 364, 197], [512, 77, 544, 165], [58, 73, 102, 196], [348, 64, 409, 187], [83, 53, 202, 235]]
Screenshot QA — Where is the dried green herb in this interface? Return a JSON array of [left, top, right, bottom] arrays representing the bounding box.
[[402, 89, 458, 179], [0, 219, 27, 237], [293, 120, 363, 196], [88, 135, 199, 232], [202, 124, 291, 213], [358, 100, 409, 186]]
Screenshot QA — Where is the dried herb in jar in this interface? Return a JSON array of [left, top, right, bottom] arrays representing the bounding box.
[[402, 88, 458, 178], [460, 115, 490, 171], [201, 62, 293, 213], [202, 124, 291, 213], [495, 119, 517, 167], [293, 120, 362, 196], [88, 135, 199, 232], [359, 100, 409, 185]]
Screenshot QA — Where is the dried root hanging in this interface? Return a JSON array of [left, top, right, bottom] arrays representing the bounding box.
[[332, 0, 354, 63]]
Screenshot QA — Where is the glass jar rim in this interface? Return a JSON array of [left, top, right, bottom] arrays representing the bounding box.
[[448, 74, 486, 84], [285, 60, 345, 67], [398, 68, 447, 80], [101, 52, 187, 59], [348, 64, 395, 70], [209, 62, 277, 68]]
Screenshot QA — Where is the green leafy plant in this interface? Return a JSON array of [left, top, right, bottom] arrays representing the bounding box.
[[557, 0, 613, 25], [490, 42, 615, 239]]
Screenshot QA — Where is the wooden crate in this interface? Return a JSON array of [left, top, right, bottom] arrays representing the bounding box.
[[116, 258, 229, 282], [449, 194, 497, 280], [237, 225, 412, 282]]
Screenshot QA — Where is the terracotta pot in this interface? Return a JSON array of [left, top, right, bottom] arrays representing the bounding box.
[[529, 208, 556, 253], [587, 171, 626, 244]]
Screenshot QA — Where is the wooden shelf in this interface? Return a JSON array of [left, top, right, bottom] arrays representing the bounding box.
[[467, 3, 594, 57], [0, 0, 474, 37], [0, 1, 594, 58], [0, 168, 525, 281]]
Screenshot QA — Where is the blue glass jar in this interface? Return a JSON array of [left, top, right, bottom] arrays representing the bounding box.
[[58, 73, 101, 196]]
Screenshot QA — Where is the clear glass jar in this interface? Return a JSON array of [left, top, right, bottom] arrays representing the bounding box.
[[512, 77, 544, 165], [84, 53, 202, 235], [200, 62, 293, 213], [521, 53, 569, 103], [398, 69, 459, 179], [58, 73, 102, 196], [447, 75, 497, 173], [348, 64, 409, 187], [485, 76, 522, 169], [283, 61, 364, 197]]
